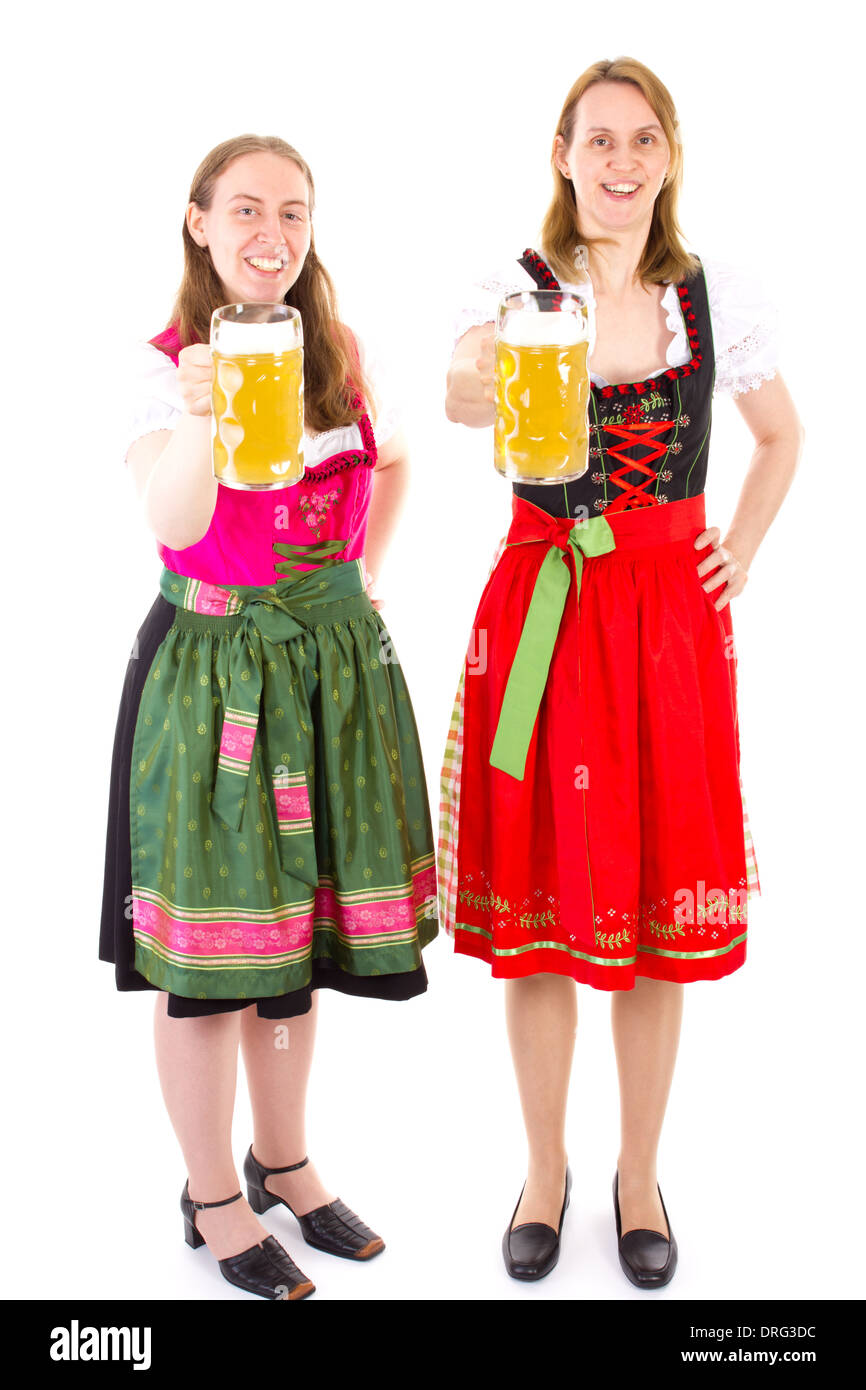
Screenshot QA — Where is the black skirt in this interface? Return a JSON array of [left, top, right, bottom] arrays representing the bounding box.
[[99, 593, 428, 1019]]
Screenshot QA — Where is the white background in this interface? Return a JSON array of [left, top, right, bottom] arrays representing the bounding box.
[[2, 0, 862, 1303]]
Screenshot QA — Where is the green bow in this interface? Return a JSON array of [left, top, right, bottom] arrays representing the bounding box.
[[159, 540, 363, 891], [489, 515, 616, 780], [211, 592, 316, 884]]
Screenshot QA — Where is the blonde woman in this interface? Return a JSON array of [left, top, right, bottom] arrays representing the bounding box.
[[441, 58, 802, 1287]]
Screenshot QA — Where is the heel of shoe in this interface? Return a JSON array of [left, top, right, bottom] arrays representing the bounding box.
[[247, 1183, 280, 1215], [184, 1216, 206, 1249], [181, 1179, 243, 1252], [243, 1143, 309, 1212]]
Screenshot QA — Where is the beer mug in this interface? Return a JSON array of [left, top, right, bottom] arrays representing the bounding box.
[[494, 289, 590, 484], [210, 303, 304, 490]]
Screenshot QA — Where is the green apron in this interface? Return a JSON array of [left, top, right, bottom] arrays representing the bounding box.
[[129, 540, 438, 1000]]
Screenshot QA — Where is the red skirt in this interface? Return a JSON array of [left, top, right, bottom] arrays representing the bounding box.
[[438, 493, 760, 989]]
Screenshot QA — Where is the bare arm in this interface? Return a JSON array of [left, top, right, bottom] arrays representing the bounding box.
[[126, 345, 219, 551], [723, 373, 804, 568], [696, 372, 804, 608], [363, 428, 410, 603], [445, 324, 496, 427]]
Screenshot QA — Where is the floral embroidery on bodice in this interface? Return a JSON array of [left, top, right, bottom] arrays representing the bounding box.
[[298, 481, 345, 538]]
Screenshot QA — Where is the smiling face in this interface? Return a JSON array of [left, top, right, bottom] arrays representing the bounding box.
[[186, 150, 312, 304], [554, 81, 671, 235]]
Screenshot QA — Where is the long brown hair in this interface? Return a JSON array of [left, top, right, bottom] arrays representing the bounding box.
[[161, 134, 375, 433], [540, 57, 700, 288]]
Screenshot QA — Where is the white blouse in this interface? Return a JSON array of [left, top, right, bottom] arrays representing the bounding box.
[[453, 254, 780, 398], [121, 332, 400, 468]]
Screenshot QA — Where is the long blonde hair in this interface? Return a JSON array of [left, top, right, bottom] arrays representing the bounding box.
[[540, 57, 700, 287], [161, 134, 375, 432]]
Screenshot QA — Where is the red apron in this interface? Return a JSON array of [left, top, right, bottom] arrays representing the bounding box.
[[438, 492, 760, 989]]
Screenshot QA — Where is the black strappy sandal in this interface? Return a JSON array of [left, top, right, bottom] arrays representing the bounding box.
[[243, 1147, 385, 1261], [180, 1179, 315, 1299]]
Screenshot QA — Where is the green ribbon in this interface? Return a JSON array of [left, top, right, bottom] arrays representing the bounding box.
[[209, 592, 315, 881], [273, 537, 349, 573], [159, 539, 363, 888], [489, 515, 616, 780]]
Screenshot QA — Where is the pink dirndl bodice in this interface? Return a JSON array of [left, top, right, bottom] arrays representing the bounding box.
[[149, 324, 378, 587]]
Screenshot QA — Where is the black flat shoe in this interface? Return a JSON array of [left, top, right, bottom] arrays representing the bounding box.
[[502, 1165, 572, 1281], [612, 1170, 678, 1289], [180, 1180, 315, 1300], [244, 1147, 385, 1261]]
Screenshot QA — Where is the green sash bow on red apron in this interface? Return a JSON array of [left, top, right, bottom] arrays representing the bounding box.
[[489, 515, 616, 780], [158, 538, 364, 887]]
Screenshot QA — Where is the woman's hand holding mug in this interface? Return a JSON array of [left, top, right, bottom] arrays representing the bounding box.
[[177, 344, 214, 417]]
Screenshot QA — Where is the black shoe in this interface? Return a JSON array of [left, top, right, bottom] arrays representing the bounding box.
[[244, 1147, 385, 1261], [612, 1170, 678, 1288], [502, 1165, 572, 1281], [180, 1179, 315, 1300]]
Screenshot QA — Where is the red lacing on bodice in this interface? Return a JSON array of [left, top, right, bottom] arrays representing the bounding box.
[[603, 416, 678, 510]]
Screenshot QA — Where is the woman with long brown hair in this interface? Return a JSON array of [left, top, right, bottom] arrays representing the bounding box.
[[100, 134, 438, 1299], [441, 58, 802, 1288]]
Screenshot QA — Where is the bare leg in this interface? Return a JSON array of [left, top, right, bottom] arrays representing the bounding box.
[[239, 995, 334, 1215], [153, 993, 270, 1259], [504, 974, 575, 1228], [610, 977, 683, 1236]]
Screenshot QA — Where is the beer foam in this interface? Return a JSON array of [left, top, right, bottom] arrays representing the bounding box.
[[212, 315, 301, 354], [499, 308, 585, 348]]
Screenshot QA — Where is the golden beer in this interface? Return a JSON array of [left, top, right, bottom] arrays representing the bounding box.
[[494, 292, 590, 484], [210, 305, 304, 490]]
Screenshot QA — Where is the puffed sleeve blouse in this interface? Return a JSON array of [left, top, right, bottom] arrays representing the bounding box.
[[453, 253, 780, 398]]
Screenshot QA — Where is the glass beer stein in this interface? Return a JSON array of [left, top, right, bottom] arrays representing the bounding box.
[[210, 303, 304, 490], [494, 289, 590, 484]]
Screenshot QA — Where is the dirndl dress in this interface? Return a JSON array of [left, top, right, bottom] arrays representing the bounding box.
[[100, 333, 438, 1018], [438, 249, 760, 989]]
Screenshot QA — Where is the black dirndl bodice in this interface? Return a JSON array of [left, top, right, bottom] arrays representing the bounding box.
[[511, 247, 716, 519]]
